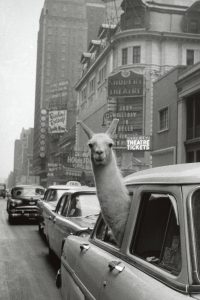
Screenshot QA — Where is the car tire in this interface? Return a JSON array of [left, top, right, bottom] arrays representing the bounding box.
[[56, 269, 61, 288], [8, 214, 14, 224], [48, 245, 54, 258], [38, 222, 43, 235]]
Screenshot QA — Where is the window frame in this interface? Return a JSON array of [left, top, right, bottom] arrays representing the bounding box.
[[121, 47, 128, 65], [132, 46, 141, 64], [186, 49, 195, 66], [159, 106, 169, 132]]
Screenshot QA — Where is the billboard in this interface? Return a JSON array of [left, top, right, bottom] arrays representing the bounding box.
[[127, 136, 151, 151], [48, 110, 67, 134]]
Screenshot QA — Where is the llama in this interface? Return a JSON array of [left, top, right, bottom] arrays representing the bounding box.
[[77, 119, 131, 246]]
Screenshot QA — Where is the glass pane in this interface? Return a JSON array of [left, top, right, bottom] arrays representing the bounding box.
[[192, 189, 200, 276], [131, 193, 181, 275]]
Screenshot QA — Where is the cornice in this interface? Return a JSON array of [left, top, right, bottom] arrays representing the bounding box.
[[75, 29, 200, 90]]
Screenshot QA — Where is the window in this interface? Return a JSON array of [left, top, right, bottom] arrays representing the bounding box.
[[89, 77, 96, 94], [98, 65, 106, 84], [81, 86, 87, 103], [95, 217, 117, 246], [186, 49, 194, 65], [159, 107, 169, 131], [192, 189, 200, 276], [56, 195, 66, 215], [189, 20, 198, 33], [122, 48, 128, 65], [133, 46, 141, 63], [131, 193, 181, 275]]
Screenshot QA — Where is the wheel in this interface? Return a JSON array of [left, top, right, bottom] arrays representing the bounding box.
[[56, 269, 61, 288], [8, 214, 14, 224], [38, 222, 43, 235]]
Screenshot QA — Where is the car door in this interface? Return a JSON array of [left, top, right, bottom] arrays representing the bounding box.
[[99, 186, 187, 300], [49, 194, 69, 256], [66, 217, 120, 300]]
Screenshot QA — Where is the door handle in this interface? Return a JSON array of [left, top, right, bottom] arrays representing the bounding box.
[[80, 243, 90, 251], [108, 261, 125, 272]]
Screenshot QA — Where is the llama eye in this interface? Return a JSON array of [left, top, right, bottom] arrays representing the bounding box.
[[108, 143, 113, 148], [88, 143, 93, 149]]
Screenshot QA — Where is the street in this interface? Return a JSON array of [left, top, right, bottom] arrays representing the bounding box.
[[0, 198, 62, 300]]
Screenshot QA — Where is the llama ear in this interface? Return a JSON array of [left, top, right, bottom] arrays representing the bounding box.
[[77, 120, 94, 139], [106, 118, 119, 137]]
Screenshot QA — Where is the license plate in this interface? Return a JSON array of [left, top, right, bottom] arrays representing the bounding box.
[[29, 202, 35, 205]]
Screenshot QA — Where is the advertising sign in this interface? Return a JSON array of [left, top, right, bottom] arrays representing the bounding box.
[[108, 70, 143, 97], [127, 136, 151, 151], [48, 110, 67, 134]]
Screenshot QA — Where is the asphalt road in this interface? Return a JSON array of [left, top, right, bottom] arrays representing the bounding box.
[[0, 198, 62, 300]]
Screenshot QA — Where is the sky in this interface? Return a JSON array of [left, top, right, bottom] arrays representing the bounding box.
[[0, 0, 44, 181]]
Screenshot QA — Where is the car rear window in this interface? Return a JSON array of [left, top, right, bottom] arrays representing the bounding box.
[[68, 194, 100, 217], [12, 187, 44, 198]]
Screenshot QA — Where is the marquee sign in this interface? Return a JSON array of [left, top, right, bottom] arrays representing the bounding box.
[[108, 70, 143, 97], [48, 110, 67, 134], [127, 135, 151, 151]]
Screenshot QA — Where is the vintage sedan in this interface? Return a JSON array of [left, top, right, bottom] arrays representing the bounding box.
[[38, 182, 81, 236], [7, 185, 45, 223], [47, 187, 100, 259], [59, 163, 200, 300]]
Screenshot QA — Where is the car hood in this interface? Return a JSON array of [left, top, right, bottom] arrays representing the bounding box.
[[71, 214, 98, 230]]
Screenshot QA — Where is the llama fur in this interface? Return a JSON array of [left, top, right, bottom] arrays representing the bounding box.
[[78, 119, 131, 245]]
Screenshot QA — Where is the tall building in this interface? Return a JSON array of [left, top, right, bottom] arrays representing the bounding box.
[[13, 128, 37, 185], [33, 0, 107, 186], [74, 0, 200, 179]]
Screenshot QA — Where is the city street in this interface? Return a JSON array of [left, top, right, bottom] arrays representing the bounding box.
[[0, 198, 62, 300]]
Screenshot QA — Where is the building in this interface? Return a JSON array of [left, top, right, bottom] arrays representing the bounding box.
[[74, 0, 200, 179], [13, 128, 38, 185], [33, 0, 107, 186], [152, 61, 200, 167]]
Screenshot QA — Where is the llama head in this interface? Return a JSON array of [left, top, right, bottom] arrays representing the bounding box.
[[77, 119, 119, 166]]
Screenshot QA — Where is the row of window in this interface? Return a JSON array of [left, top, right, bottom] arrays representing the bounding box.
[[122, 46, 141, 65], [80, 65, 107, 103], [121, 47, 198, 66]]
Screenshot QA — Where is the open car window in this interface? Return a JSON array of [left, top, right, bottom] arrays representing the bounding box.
[[130, 192, 181, 276], [95, 217, 118, 247]]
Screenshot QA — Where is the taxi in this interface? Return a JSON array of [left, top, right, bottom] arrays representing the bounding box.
[[59, 163, 200, 300], [38, 181, 81, 237], [47, 186, 100, 259]]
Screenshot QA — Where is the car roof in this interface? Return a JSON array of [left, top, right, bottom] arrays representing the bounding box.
[[12, 185, 44, 189], [59, 186, 96, 195], [46, 185, 93, 190], [124, 163, 200, 185]]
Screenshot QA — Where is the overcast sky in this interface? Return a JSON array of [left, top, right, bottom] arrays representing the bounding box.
[[0, 0, 44, 180]]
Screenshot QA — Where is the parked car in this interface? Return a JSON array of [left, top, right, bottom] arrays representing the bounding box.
[[0, 183, 6, 198], [7, 185, 45, 223], [47, 187, 100, 259], [58, 163, 200, 300], [38, 183, 86, 238]]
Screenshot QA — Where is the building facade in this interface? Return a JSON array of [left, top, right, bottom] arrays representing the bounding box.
[[33, 0, 107, 186], [75, 0, 200, 178]]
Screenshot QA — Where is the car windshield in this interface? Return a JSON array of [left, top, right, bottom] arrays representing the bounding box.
[[191, 188, 200, 277], [69, 194, 100, 217], [12, 187, 44, 198], [0, 184, 5, 190]]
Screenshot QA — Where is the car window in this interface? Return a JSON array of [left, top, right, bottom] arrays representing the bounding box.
[[130, 192, 181, 275], [56, 195, 67, 215], [191, 188, 200, 277], [95, 217, 117, 246], [67, 194, 100, 217], [11, 187, 44, 198]]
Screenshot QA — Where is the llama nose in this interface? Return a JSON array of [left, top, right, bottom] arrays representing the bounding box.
[[96, 150, 103, 155]]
